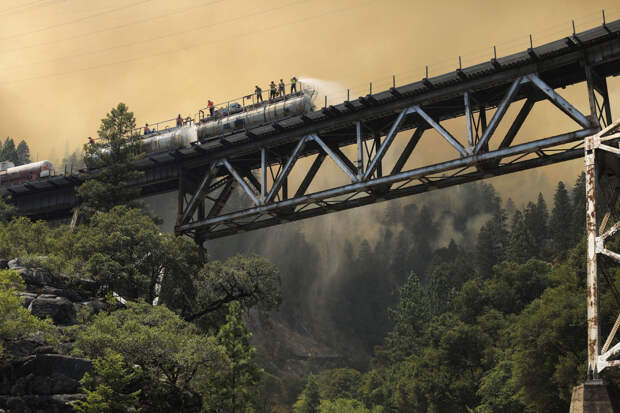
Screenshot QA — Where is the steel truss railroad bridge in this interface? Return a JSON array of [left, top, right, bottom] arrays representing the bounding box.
[[1, 17, 620, 384]]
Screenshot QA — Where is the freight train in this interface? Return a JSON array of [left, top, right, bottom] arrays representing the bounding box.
[[0, 84, 316, 187]]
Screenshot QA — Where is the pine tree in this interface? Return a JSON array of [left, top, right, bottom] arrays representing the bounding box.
[[507, 211, 538, 263], [523, 193, 549, 255], [78, 102, 143, 218], [15, 140, 31, 166], [549, 181, 573, 256], [207, 302, 262, 413], [294, 374, 321, 413], [1, 138, 17, 164], [505, 198, 516, 223], [73, 350, 141, 413], [476, 207, 508, 278]]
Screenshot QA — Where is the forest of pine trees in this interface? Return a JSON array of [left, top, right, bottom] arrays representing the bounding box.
[[282, 172, 619, 413]]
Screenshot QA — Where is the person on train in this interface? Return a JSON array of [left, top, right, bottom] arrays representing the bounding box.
[[255, 85, 263, 102], [208, 99, 214, 116], [176, 114, 183, 127], [270, 81, 277, 100], [278, 79, 285, 97], [144, 123, 150, 135], [88, 136, 95, 145], [290, 76, 297, 94]]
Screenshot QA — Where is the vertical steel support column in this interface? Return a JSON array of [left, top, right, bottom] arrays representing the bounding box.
[[585, 140, 600, 379], [282, 156, 289, 201], [480, 107, 487, 133], [602, 82, 613, 127], [261, 148, 266, 203], [464, 92, 473, 151], [356, 121, 363, 179], [585, 65, 601, 129], [374, 135, 382, 178], [196, 202, 206, 262], [176, 168, 185, 227]]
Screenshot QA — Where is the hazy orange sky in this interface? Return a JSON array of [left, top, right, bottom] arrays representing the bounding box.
[[0, 0, 618, 205]]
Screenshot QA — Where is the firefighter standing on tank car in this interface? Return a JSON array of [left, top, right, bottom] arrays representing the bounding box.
[[269, 81, 277, 100], [290, 76, 297, 94], [278, 79, 285, 97]]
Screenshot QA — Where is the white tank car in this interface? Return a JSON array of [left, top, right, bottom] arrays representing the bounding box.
[[0, 160, 54, 185], [196, 89, 315, 141], [140, 123, 198, 153]]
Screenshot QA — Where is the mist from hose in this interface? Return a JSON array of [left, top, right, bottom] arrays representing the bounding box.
[[299, 77, 348, 106]]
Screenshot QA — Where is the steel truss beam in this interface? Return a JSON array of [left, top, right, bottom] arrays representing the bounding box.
[[175, 64, 609, 239]]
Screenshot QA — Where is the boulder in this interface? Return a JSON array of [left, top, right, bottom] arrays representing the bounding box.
[[2, 337, 54, 359], [7, 258, 23, 269], [14, 267, 53, 288], [28, 296, 76, 325]]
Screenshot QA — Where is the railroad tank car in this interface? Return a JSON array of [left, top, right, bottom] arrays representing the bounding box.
[[140, 123, 198, 153], [196, 88, 315, 141], [0, 160, 54, 186]]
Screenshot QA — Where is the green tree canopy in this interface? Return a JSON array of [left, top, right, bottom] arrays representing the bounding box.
[[62, 205, 201, 301], [200, 302, 262, 412], [316, 368, 363, 402], [476, 207, 508, 278], [295, 374, 321, 413], [180, 254, 281, 324], [74, 301, 226, 412], [506, 211, 538, 263], [73, 350, 142, 413], [0, 270, 56, 359], [79, 102, 143, 217]]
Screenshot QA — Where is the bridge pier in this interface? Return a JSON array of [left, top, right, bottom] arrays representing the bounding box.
[[569, 380, 619, 413]]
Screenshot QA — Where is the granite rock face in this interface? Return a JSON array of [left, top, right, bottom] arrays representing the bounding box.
[[1, 259, 100, 413], [0, 354, 92, 412]]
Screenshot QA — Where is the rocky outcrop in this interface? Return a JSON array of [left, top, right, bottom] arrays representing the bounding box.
[[5, 259, 101, 326], [0, 394, 86, 413], [0, 351, 92, 413], [28, 296, 76, 325], [2, 354, 92, 395], [1, 259, 99, 413]]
